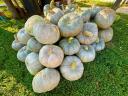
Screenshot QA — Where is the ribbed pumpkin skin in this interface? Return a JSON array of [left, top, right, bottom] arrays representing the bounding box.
[[17, 46, 31, 62], [27, 37, 42, 52], [58, 12, 83, 37], [60, 56, 84, 81], [77, 45, 95, 63], [39, 45, 64, 68], [90, 6, 102, 18], [43, 4, 50, 16], [32, 68, 60, 93], [12, 40, 24, 51], [33, 23, 60, 44], [92, 38, 105, 51], [95, 8, 116, 29], [25, 15, 45, 36], [17, 28, 31, 44], [99, 27, 113, 42], [59, 38, 80, 55], [77, 22, 98, 44], [46, 8, 64, 25], [25, 52, 44, 75]]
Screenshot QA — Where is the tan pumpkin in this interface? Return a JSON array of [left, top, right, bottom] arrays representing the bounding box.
[[33, 23, 60, 44], [39, 45, 64, 68], [32, 68, 60, 93], [77, 22, 98, 44]]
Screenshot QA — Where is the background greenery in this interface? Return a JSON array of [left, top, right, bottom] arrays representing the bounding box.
[[0, 1, 128, 96]]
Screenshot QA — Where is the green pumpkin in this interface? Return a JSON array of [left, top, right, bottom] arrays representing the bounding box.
[[17, 46, 31, 62], [59, 37, 80, 55], [58, 12, 83, 37], [27, 37, 42, 52], [17, 28, 31, 44], [95, 8, 116, 29], [77, 45, 95, 63], [25, 52, 44, 75], [99, 27, 113, 42], [32, 68, 60, 93], [60, 56, 84, 81], [25, 15, 45, 36], [92, 37, 105, 51], [77, 22, 98, 44]]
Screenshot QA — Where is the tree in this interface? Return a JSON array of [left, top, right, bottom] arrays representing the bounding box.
[[112, 0, 123, 10]]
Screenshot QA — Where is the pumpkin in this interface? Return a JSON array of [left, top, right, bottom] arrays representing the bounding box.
[[77, 22, 98, 44], [64, 4, 77, 14], [25, 52, 44, 75], [46, 7, 64, 25], [59, 37, 80, 55], [77, 45, 95, 63], [60, 56, 84, 81], [99, 27, 113, 42], [27, 37, 42, 52], [90, 6, 102, 18], [12, 34, 24, 51], [25, 15, 45, 35], [92, 37, 105, 51], [58, 12, 83, 37], [17, 28, 31, 44], [39, 45, 64, 68], [32, 68, 60, 93], [17, 46, 31, 62], [95, 8, 116, 29], [33, 23, 60, 44], [43, 4, 50, 16]]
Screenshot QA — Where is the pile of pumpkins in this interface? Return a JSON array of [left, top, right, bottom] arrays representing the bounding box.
[[11, 2, 116, 93]]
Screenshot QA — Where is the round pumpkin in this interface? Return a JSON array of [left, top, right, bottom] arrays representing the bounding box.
[[27, 37, 42, 52], [58, 12, 83, 37], [25, 15, 45, 35], [43, 4, 50, 16], [12, 34, 24, 51], [99, 27, 113, 42], [59, 37, 80, 55], [92, 37, 105, 51], [25, 52, 44, 75], [77, 22, 98, 44], [60, 56, 84, 81], [46, 7, 64, 25], [17, 46, 31, 62], [90, 6, 102, 18], [32, 68, 60, 93], [33, 23, 60, 44], [77, 45, 95, 63], [95, 8, 116, 29], [39, 45, 64, 68]]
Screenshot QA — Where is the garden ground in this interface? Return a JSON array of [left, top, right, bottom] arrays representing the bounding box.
[[0, 2, 128, 96]]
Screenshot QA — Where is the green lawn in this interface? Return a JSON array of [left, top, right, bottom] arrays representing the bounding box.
[[0, 10, 128, 96]]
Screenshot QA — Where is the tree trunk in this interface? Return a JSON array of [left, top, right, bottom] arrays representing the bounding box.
[[3, 0, 20, 19], [112, 0, 123, 10]]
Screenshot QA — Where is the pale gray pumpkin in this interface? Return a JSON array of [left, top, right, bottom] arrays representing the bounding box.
[[32, 68, 60, 93], [99, 27, 113, 42], [46, 7, 64, 25], [27, 37, 42, 52], [33, 23, 60, 44], [39, 45, 64, 68], [17, 28, 31, 44], [90, 6, 102, 18], [25, 15, 45, 35], [77, 45, 95, 63], [12, 34, 24, 51], [95, 8, 116, 29], [43, 4, 50, 16], [92, 37, 105, 51], [58, 12, 83, 37], [64, 4, 77, 14], [77, 22, 98, 44], [25, 52, 44, 75], [60, 56, 84, 81], [17, 46, 31, 62], [59, 37, 80, 55]]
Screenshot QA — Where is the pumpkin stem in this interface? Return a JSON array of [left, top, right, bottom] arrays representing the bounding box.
[[14, 34, 18, 41], [76, 4, 81, 13], [44, 18, 50, 24], [83, 31, 93, 37], [84, 46, 89, 50], [95, 38, 100, 43], [50, 0, 55, 9], [70, 62, 76, 70], [61, 4, 65, 11], [68, 37, 74, 43]]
